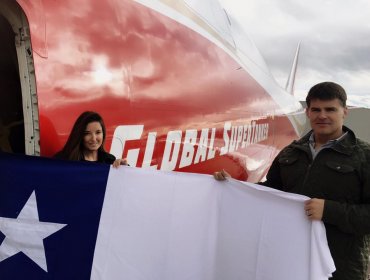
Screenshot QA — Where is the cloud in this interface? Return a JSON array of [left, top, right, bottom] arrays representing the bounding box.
[[220, 0, 370, 107]]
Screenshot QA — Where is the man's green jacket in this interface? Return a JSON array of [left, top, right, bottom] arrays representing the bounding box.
[[263, 126, 370, 280]]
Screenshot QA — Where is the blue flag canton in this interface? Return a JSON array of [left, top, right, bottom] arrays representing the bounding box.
[[0, 152, 110, 280]]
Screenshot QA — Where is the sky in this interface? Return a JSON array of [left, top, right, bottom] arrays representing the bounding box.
[[219, 0, 370, 107]]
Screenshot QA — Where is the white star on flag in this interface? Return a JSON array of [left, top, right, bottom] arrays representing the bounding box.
[[0, 191, 67, 272]]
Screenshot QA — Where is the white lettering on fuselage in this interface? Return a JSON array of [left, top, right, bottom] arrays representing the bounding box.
[[110, 121, 269, 170]]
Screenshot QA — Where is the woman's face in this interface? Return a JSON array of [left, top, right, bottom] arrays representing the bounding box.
[[83, 121, 104, 152]]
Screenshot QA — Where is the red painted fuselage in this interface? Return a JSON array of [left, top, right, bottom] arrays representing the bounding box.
[[0, 0, 306, 181]]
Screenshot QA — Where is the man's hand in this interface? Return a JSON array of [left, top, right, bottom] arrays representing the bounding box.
[[213, 169, 231, 181], [304, 198, 325, 220]]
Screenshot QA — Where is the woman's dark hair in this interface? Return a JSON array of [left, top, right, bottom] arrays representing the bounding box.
[[56, 111, 107, 161], [306, 81, 347, 108]]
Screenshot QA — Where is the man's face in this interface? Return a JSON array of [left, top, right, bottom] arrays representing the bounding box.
[[306, 98, 348, 141]]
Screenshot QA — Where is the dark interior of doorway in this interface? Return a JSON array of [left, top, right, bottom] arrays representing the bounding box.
[[0, 15, 25, 154]]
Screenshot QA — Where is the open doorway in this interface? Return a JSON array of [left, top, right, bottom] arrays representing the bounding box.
[[0, 15, 24, 153], [0, 0, 40, 155]]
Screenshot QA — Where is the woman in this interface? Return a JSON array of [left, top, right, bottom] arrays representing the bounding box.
[[54, 111, 127, 167]]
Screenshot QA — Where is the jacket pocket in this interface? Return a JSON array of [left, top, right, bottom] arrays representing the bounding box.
[[278, 156, 304, 191], [324, 161, 360, 200], [326, 161, 355, 173], [278, 156, 299, 166]]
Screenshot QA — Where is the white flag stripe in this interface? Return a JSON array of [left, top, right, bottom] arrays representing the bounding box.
[[91, 167, 335, 280]]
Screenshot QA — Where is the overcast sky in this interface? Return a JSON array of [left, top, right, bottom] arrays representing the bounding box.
[[219, 0, 370, 107]]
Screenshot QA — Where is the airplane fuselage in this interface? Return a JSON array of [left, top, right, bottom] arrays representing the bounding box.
[[0, 0, 306, 181]]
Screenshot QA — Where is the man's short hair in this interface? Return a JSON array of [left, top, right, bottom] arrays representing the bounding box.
[[306, 82, 347, 108]]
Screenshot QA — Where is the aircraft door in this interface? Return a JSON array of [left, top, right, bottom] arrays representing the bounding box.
[[0, 15, 25, 154], [0, 0, 40, 155]]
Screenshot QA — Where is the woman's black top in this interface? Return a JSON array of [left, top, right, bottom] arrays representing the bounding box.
[[54, 150, 116, 164]]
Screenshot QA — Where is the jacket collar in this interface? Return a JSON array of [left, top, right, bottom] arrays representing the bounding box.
[[293, 126, 357, 156]]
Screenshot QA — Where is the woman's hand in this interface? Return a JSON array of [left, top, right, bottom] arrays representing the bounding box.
[[112, 158, 129, 168], [213, 169, 231, 181]]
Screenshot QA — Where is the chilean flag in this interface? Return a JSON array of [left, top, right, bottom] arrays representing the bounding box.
[[0, 152, 335, 280]]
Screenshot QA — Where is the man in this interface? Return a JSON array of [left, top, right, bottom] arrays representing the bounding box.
[[215, 82, 370, 280]]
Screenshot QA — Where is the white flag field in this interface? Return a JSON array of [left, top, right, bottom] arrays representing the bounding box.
[[91, 167, 335, 280]]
